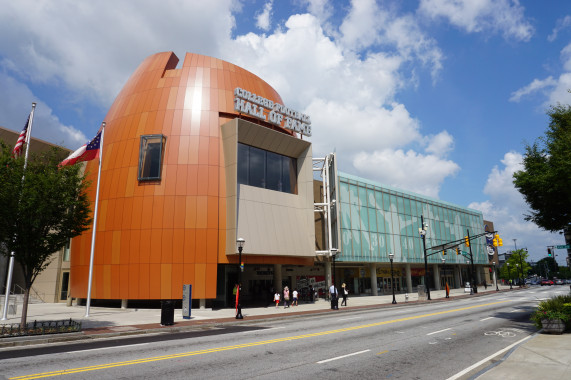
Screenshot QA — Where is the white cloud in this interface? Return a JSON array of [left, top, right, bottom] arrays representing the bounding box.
[[510, 42, 571, 106], [419, 0, 534, 42], [509, 77, 557, 102], [425, 130, 454, 157], [302, 0, 334, 24], [256, 1, 273, 31], [353, 148, 460, 198], [339, 0, 443, 80], [0, 1, 236, 106], [0, 1, 236, 146], [0, 1, 459, 200], [548, 15, 571, 42], [340, 0, 385, 50], [0, 72, 86, 148], [468, 152, 563, 264]]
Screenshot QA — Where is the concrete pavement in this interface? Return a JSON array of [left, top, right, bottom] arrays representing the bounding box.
[[1, 285, 569, 380]]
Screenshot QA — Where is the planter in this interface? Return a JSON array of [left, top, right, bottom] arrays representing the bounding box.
[[541, 318, 566, 334]]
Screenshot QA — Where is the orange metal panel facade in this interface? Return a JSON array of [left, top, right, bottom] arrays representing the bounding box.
[[70, 52, 294, 300]]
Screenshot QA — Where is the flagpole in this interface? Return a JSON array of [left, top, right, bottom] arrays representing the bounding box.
[[2, 102, 36, 321], [84, 122, 105, 317]]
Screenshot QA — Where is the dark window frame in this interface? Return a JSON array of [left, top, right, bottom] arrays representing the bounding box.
[[138, 134, 166, 181], [237, 142, 297, 194]]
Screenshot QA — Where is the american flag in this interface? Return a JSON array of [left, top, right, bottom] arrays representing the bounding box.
[[59, 130, 102, 167], [12, 115, 30, 158]]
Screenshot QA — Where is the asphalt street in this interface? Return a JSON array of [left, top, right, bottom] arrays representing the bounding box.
[[1, 286, 564, 380]]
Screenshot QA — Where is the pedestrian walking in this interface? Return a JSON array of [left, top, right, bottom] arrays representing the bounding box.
[[274, 291, 280, 308], [341, 283, 348, 306], [292, 289, 298, 306], [329, 283, 338, 310], [283, 286, 290, 308]]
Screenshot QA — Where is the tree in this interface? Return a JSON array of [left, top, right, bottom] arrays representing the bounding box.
[[499, 249, 532, 283], [0, 142, 92, 325], [531, 257, 558, 279], [513, 104, 571, 233]]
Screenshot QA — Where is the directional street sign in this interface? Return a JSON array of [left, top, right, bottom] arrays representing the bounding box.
[[556, 245, 570, 249]]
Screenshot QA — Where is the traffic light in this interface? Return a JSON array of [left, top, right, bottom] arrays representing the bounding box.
[[493, 234, 503, 247], [456, 247, 460, 255], [547, 248, 552, 257], [464, 236, 470, 247]]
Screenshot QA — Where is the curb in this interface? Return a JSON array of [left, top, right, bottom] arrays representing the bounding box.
[[0, 288, 517, 349]]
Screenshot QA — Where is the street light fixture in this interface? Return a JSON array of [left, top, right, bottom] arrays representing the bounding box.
[[419, 215, 431, 300], [507, 262, 512, 290], [236, 237, 245, 319], [389, 252, 396, 304], [516, 263, 520, 287], [442, 257, 449, 298]]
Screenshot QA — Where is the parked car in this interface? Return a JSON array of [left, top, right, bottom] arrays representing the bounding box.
[[554, 279, 564, 285], [540, 279, 554, 286]]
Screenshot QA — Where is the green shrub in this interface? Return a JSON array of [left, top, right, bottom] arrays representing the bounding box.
[[530, 295, 571, 330]]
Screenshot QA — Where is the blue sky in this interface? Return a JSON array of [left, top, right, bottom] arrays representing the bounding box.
[[0, 0, 570, 266]]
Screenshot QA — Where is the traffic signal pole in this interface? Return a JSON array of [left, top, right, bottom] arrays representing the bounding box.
[[467, 229, 477, 294]]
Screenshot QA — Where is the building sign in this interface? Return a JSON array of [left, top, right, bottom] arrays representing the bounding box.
[[410, 268, 426, 276], [376, 268, 403, 277], [234, 87, 312, 137]]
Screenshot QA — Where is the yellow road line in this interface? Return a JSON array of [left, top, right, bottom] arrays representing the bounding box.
[[10, 300, 509, 379]]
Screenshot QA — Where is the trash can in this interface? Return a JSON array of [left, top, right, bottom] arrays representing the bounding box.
[[160, 300, 175, 326], [331, 295, 338, 310]]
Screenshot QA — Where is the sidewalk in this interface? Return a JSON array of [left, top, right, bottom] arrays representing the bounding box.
[[1, 285, 569, 379]]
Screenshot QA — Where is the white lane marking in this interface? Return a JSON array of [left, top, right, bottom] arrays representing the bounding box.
[[339, 317, 361, 321], [67, 343, 149, 354], [510, 309, 521, 313], [317, 350, 370, 364], [427, 328, 451, 336], [446, 333, 535, 380], [480, 317, 494, 321]]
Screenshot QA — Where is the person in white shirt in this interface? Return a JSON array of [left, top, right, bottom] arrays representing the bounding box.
[[292, 289, 298, 306], [329, 284, 338, 299], [329, 284, 338, 310]]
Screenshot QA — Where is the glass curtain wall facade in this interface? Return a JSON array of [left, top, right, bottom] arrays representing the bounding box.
[[338, 173, 486, 266]]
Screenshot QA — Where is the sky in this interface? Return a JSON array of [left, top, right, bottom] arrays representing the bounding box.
[[0, 0, 569, 266]]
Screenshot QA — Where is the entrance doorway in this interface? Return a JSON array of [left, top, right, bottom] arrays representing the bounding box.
[[378, 277, 401, 294]]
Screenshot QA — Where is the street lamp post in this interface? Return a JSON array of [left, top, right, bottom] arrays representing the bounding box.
[[389, 252, 396, 304], [420, 215, 431, 300], [442, 258, 449, 298], [516, 263, 520, 287], [493, 261, 499, 291], [507, 262, 512, 289], [519, 250, 525, 287], [236, 238, 245, 319]]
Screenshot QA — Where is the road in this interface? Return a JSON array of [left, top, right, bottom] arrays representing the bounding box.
[[0, 286, 565, 380]]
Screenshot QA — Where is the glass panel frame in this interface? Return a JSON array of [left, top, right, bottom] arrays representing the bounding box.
[[138, 134, 166, 181]]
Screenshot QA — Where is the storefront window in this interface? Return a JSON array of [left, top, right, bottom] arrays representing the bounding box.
[[237, 143, 297, 194]]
